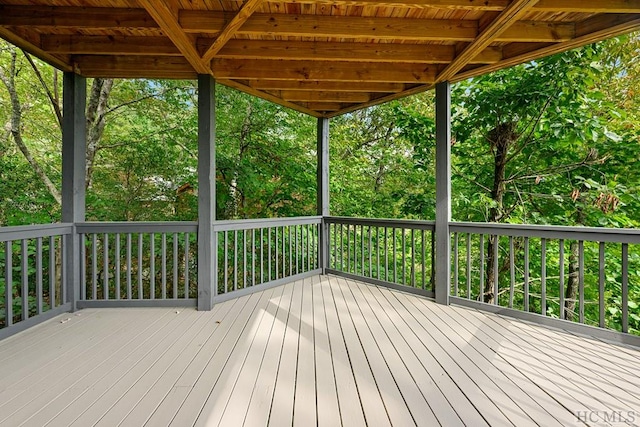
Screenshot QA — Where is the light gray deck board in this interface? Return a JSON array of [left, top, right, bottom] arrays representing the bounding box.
[[0, 275, 638, 427]]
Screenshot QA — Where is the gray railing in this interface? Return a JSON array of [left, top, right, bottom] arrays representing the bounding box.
[[77, 217, 322, 306], [325, 217, 435, 297], [450, 222, 640, 338], [0, 224, 73, 339], [214, 216, 322, 301], [77, 222, 198, 307]]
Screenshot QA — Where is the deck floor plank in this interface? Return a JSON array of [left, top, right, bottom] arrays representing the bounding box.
[[0, 309, 173, 426], [329, 277, 392, 427], [242, 281, 295, 427], [311, 275, 342, 427], [266, 277, 304, 427], [170, 288, 276, 426], [351, 280, 464, 427], [292, 275, 318, 427], [319, 276, 367, 427], [425, 300, 587, 426], [0, 275, 638, 427]]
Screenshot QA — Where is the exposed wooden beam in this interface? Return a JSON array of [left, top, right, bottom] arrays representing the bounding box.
[[454, 14, 640, 82], [201, 0, 263, 62], [212, 59, 437, 83], [295, 0, 509, 10], [137, 0, 209, 74], [269, 0, 640, 13], [301, 103, 344, 112], [42, 35, 181, 56], [438, 0, 539, 82], [0, 27, 72, 71], [248, 80, 406, 92], [214, 40, 502, 64], [277, 91, 372, 103], [182, 12, 573, 43], [534, 0, 640, 13], [183, 12, 478, 40], [327, 84, 434, 117], [0, 6, 158, 29], [218, 79, 322, 117], [73, 55, 197, 79]]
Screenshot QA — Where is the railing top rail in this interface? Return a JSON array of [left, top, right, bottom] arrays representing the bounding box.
[[0, 223, 74, 242], [326, 216, 436, 230], [213, 216, 322, 231], [77, 221, 198, 234], [450, 221, 640, 244]]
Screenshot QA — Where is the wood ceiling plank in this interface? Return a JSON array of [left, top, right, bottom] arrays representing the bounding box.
[[438, 0, 539, 82], [248, 80, 406, 92], [201, 0, 264, 62], [212, 58, 437, 83], [137, 0, 209, 74], [42, 35, 181, 56], [214, 40, 502, 64]]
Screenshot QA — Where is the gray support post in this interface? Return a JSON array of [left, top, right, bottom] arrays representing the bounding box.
[[197, 74, 217, 310], [435, 81, 451, 305], [317, 117, 330, 273], [62, 72, 86, 312]]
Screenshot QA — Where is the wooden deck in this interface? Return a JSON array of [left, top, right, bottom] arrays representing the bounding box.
[[1, 275, 639, 427]]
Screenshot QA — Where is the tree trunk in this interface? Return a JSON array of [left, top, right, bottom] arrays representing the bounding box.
[[565, 240, 579, 321], [484, 122, 518, 303], [85, 78, 114, 189], [0, 48, 62, 205]]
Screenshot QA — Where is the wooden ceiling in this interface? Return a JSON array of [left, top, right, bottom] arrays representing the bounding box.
[[1, 0, 639, 117]]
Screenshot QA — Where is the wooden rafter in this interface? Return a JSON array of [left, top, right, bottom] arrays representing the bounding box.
[[277, 91, 372, 103], [0, 6, 158, 29], [136, 0, 209, 74], [42, 35, 181, 56], [201, 0, 263, 62], [182, 12, 574, 43], [454, 14, 640, 82], [438, 0, 539, 82], [327, 84, 435, 117], [213, 40, 502, 64], [0, 27, 71, 71], [248, 80, 407, 93], [212, 59, 437, 83], [218, 79, 322, 117]]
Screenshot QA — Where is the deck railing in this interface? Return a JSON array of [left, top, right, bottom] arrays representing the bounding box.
[[325, 217, 435, 298], [0, 224, 72, 339], [450, 222, 640, 338], [76, 222, 198, 307], [1, 218, 638, 343], [76, 217, 322, 306], [213, 217, 321, 301]]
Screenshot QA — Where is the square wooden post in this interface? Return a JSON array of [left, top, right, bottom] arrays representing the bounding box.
[[62, 72, 86, 312], [317, 117, 330, 273], [197, 74, 217, 310], [435, 81, 451, 305]]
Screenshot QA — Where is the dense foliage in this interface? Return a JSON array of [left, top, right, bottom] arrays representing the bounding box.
[[1, 34, 639, 332]]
